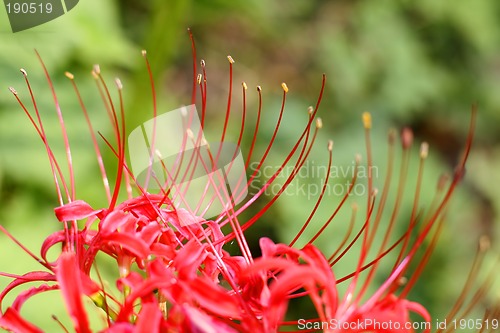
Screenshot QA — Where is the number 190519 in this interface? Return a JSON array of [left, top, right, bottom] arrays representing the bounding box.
[[452, 318, 499, 330], [5, 2, 53, 14]]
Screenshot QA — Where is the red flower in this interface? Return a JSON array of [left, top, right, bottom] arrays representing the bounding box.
[[1, 32, 497, 332]]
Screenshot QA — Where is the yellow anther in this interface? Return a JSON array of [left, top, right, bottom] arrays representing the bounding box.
[[362, 112, 372, 129], [420, 142, 429, 159], [479, 236, 490, 252]]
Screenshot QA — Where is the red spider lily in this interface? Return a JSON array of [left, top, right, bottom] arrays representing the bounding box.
[[1, 31, 498, 332]]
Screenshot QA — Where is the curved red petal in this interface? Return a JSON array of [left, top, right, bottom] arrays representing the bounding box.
[[57, 252, 91, 333], [101, 232, 150, 260], [0, 308, 43, 333], [11, 284, 59, 311], [54, 200, 104, 222], [0, 272, 56, 309]]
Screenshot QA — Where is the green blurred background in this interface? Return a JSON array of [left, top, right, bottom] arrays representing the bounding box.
[[0, 0, 499, 331]]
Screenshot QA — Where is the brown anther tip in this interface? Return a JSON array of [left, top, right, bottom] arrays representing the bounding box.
[[200, 59, 205, 67], [327, 140, 334, 152], [281, 82, 289, 93], [227, 55, 235, 64], [420, 142, 429, 159], [8, 87, 17, 95], [307, 106, 314, 115], [65, 72, 74, 80], [93, 64, 101, 75], [371, 188, 379, 197], [242, 82, 248, 90], [20, 68, 27, 77], [141, 50, 147, 57], [397, 276, 408, 286], [479, 236, 491, 252], [401, 127, 413, 149], [316, 118, 323, 129], [388, 129, 397, 144], [351, 202, 359, 211], [257, 86, 262, 92], [362, 112, 372, 129], [196, 74, 202, 84], [115, 78, 123, 90], [437, 174, 450, 191]]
